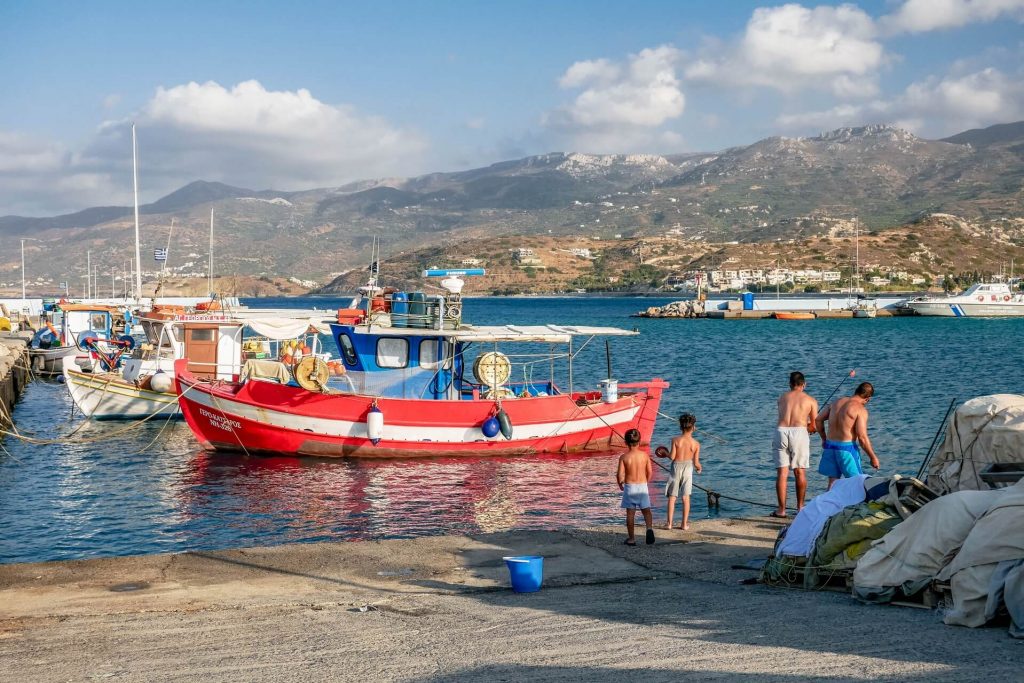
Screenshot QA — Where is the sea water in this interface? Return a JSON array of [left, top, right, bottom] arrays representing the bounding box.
[[1, 296, 1022, 563]]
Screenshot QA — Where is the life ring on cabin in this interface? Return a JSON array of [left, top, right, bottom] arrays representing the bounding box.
[[991, 295, 997, 302], [474, 352, 512, 388], [1004, 295, 1011, 302], [977, 295, 985, 302]]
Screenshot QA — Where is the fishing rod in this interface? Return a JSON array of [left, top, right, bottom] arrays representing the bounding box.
[[821, 369, 857, 406]]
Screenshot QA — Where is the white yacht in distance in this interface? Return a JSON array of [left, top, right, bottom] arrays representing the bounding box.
[[907, 282, 1024, 317]]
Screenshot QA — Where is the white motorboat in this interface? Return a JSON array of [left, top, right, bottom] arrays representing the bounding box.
[[907, 283, 1024, 317]]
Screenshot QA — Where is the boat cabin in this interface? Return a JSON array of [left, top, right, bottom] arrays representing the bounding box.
[[49, 304, 117, 347]]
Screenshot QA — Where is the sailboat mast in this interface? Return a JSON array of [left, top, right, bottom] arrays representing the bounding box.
[[164, 218, 175, 275], [854, 217, 860, 292], [208, 209, 214, 296], [131, 123, 143, 301]]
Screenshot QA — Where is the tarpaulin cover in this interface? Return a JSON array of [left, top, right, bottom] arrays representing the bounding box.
[[936, 479, 1024, 633], [927, 394, 1024, 494], [852, 489, 999, 602]]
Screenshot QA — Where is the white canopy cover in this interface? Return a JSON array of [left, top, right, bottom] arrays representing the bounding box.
[[244, 317, 333, 340], [926, 394, 1024, 494]]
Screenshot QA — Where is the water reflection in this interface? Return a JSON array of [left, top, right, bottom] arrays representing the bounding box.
[[3, 298, 1024, 563]]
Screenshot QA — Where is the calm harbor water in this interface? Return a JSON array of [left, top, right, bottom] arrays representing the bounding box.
[[2, 296, 1023, 564]]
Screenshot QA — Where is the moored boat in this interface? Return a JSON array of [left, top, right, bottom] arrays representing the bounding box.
[[773, 311, 815, 320], [175, 269, 668, 458], [64, 307, 330, 420], [29, 303, 120, 375], [907, 283, 1024, 317]]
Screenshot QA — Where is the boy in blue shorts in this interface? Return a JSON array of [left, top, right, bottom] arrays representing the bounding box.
[[814, 382, 881, 489]]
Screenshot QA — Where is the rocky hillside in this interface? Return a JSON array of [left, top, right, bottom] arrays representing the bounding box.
[[315, 213, 1024, 296], [2, 121, 1022, 291]]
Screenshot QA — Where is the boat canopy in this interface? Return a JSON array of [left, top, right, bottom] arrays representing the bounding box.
[[245, 316, 334, 339], [344, 323, 637, 344]]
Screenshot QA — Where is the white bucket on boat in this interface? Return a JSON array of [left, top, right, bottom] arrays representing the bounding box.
[[599, 379, 618, 403]]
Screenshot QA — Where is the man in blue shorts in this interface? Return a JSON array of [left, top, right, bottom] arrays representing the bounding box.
[[814, 382, 881, 489]]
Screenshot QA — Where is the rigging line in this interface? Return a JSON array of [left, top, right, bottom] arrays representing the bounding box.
[[582, 401, 792, 512]]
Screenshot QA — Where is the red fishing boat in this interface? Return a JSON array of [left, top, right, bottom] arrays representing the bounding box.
[[175, 269, 668, 458]]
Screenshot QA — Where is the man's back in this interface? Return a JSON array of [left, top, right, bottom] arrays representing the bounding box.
[[827, 396, 865, 441], [778, 390, 818, 429]]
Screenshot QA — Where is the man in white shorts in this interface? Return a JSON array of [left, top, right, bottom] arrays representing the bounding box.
[[772, 371, 819, 517]]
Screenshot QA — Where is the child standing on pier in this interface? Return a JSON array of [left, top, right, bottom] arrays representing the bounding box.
[[617, 428, 656, 545], [661, 413, 702, 530]]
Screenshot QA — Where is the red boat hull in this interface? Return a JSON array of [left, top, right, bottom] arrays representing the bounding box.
[[174, 359, 668, 458]]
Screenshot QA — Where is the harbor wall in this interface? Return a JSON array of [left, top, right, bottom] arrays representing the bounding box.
[[0, 333, 32, 428]]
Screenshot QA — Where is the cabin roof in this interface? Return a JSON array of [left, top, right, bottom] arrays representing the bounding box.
[[340, 323, 637, 343]]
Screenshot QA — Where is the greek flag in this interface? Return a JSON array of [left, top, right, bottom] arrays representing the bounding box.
[[154, 248, 168, 262]]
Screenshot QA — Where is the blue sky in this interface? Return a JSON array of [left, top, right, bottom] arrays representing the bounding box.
[[2, 0, 1023, 215]]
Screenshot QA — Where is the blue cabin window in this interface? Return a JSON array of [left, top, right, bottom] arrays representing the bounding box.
[[338, 333, 358, 366], [376, 338, 408, 368], [420, 339, 440, 369]]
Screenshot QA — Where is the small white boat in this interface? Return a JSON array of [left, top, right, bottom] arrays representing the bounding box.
[[851, 300, 878, 318], [907, 283, 1024, 317], [63, 306, 332, 420], [29, 304, 120, 375]]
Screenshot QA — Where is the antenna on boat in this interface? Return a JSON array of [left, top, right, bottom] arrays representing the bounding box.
[[131, 123, 143, 302]]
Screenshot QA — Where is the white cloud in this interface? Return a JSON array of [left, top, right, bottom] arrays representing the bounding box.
[[881, 0, 1024, 34], [775, 67, 1024, 136], [0, 80, 429, 216], [547, 46, 685, 152], [685, 3, 885, 98]]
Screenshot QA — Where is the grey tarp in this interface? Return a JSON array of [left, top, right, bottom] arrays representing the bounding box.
[[927, 394, 1024, 494], [936, 479, 1024, 633], [852, 489, 999, 602]]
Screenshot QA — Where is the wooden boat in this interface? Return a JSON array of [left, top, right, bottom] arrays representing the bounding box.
[[773, 311, 816, 320], [64, 307, 330, 420], [175, 269, 668, 458]]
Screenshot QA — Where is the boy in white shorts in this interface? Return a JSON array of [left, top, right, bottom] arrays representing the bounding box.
[[772, 371, 819, 517]]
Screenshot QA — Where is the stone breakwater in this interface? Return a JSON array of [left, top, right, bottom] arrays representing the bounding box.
[[632, 300, 707, 318], [0, 333, 32, 428]]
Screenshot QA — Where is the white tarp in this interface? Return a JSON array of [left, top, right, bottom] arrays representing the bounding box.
[[852, 489, 1000, 602], [776, 475, 868, 558], [936, 479, 1024, 630], [244, 317, 332, 340], [927, 394, 1024, 494]]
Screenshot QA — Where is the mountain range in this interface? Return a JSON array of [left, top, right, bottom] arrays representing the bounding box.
[[2, 120, 1022, 290]]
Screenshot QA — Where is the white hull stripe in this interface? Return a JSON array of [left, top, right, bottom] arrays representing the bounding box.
[[184, 387, 640, 443]]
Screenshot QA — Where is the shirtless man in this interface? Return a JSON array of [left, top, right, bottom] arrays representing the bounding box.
[[815, 382, 881, 489], [773, 371, 819, 517], [616, 428, 655, 545]]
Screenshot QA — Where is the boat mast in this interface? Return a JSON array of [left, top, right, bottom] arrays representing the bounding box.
[[131, 123, 143, 301], [164, 218, 175, 276], [854, 217, 860, 294], [87, 250, 91, 299], [208, 209, 214, 296]]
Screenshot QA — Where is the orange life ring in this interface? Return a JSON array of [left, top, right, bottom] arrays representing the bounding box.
[[1004, 295, 1011, 302], [977, 295, 984, 302], [991, 295, 997, 302]]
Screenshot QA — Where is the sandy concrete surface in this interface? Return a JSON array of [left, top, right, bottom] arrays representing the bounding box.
[[1, 516, 1019, 682]]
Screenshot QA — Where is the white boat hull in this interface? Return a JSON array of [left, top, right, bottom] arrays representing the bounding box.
[[29, 345, 78, 374], [908, 301, 1024, 317], [63, 357, 180, 420]]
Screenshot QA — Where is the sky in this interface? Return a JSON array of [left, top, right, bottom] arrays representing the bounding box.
[[2, 0, 1023, 216]]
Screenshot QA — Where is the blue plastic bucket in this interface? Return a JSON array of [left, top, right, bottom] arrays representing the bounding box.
[[504, 555, 543, 593]]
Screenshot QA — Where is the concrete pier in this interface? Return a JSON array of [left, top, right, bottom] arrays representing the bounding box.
[[1, 517, 1017, 682], [0, 332, 31, 428]]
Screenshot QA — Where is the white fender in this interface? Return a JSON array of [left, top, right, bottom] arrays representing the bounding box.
[[367, 406, 384, 444]]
